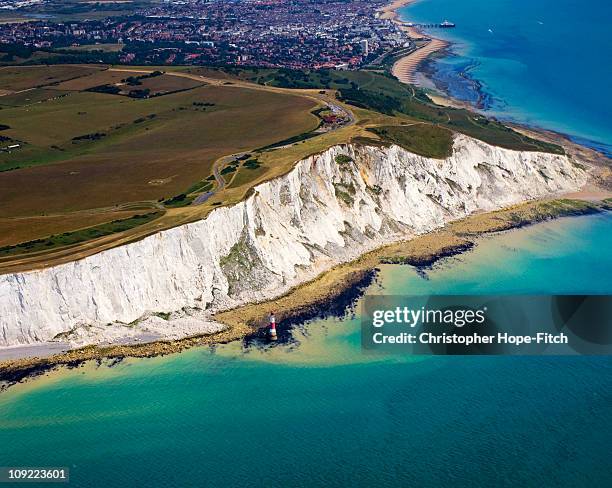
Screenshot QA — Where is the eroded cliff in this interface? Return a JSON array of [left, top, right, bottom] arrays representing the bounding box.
[[0, 135, 587, 347]]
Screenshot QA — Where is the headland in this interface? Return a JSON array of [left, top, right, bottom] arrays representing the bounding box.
[[1, 58, 610, 386]]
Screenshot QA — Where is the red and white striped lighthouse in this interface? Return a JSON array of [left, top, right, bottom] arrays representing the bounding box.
[[269, 311, 277, 340]]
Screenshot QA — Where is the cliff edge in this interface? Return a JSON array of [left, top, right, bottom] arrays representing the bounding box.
[[0, 134, 587, 347]]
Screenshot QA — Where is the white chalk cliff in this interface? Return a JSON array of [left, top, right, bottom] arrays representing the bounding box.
[[0, 134, 587, 347]]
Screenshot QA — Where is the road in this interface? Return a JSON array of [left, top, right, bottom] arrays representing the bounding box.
[[109, 67, 356, 199]]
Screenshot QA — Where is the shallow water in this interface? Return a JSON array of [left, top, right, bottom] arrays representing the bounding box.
[[1, 214, 611, 487], [400, 0, 612, 155]]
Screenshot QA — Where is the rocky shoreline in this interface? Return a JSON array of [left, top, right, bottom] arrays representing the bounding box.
[[380, 241, 475, 267], [2, 197, 608, 390], [0, 267, 377, 390], [418, 55, 493, 110]]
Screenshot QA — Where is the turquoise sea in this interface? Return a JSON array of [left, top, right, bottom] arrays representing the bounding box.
[[399, 0, 612, 156], [1, 213, 611, 487]]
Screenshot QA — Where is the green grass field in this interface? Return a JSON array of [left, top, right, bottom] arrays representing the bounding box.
[[53, 69, 131, 90], [0, 0, 158, 23], [63, 43, 126, 53], [0, 212, 163, 258], [368, 124, 454, 159], [0, 88, 72, 107], [122, 73, 203, 95], [0, 208, 156, 247], [190, 66, 564, 155], [0, 66, 319, 219], [0, 65, 104, 91]]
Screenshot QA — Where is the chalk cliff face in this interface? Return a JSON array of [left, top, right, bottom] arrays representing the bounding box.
[[0, 135, 587, 347]]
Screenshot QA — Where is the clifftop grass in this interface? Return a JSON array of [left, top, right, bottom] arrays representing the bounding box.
[[0, 212, 163, 258], [368, 124, 454, 159], [201, 66, 564, 155]]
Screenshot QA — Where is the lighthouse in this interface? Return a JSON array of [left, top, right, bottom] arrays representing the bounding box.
[[269, 311, 277, 340]]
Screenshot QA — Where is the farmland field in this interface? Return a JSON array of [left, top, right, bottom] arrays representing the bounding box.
[[0, 65, 104, 91], [0, 88, 73, 107], [0, 65, 323, 267], [53, 69, 131, 90], [122, 72, 204, 95], [0, 66, 319, 218]]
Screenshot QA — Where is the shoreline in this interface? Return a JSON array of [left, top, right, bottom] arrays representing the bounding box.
[[378, 0, 416, 22], [392, 35, 448, 85], [1, 197, 610, 389], [381, 0, 450, 85], [382, 0, 612, 160]]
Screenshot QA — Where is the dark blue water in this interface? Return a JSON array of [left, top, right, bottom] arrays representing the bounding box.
[[1, 215, 611, 487], [400, 0, 612, 155]]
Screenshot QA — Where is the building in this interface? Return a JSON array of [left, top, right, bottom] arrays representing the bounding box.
[[359, 39, 369, 56]]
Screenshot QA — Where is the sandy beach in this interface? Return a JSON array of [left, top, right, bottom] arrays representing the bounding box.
[[378, 0, 416, 21], [380, 0, 450, 85], [392, 35, 448, 84]]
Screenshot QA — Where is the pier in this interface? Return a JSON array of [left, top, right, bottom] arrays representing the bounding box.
[[402, 20, 456, 29]]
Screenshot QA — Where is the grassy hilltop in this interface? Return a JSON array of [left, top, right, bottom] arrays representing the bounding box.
[[187, 66, 563, 154], [0, 64, 564, 272]]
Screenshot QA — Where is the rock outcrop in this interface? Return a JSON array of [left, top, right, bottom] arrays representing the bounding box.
[[0, 135, 587, 347]]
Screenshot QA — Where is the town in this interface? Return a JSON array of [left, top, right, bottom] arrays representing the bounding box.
[[0, 0, 411, 69]]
